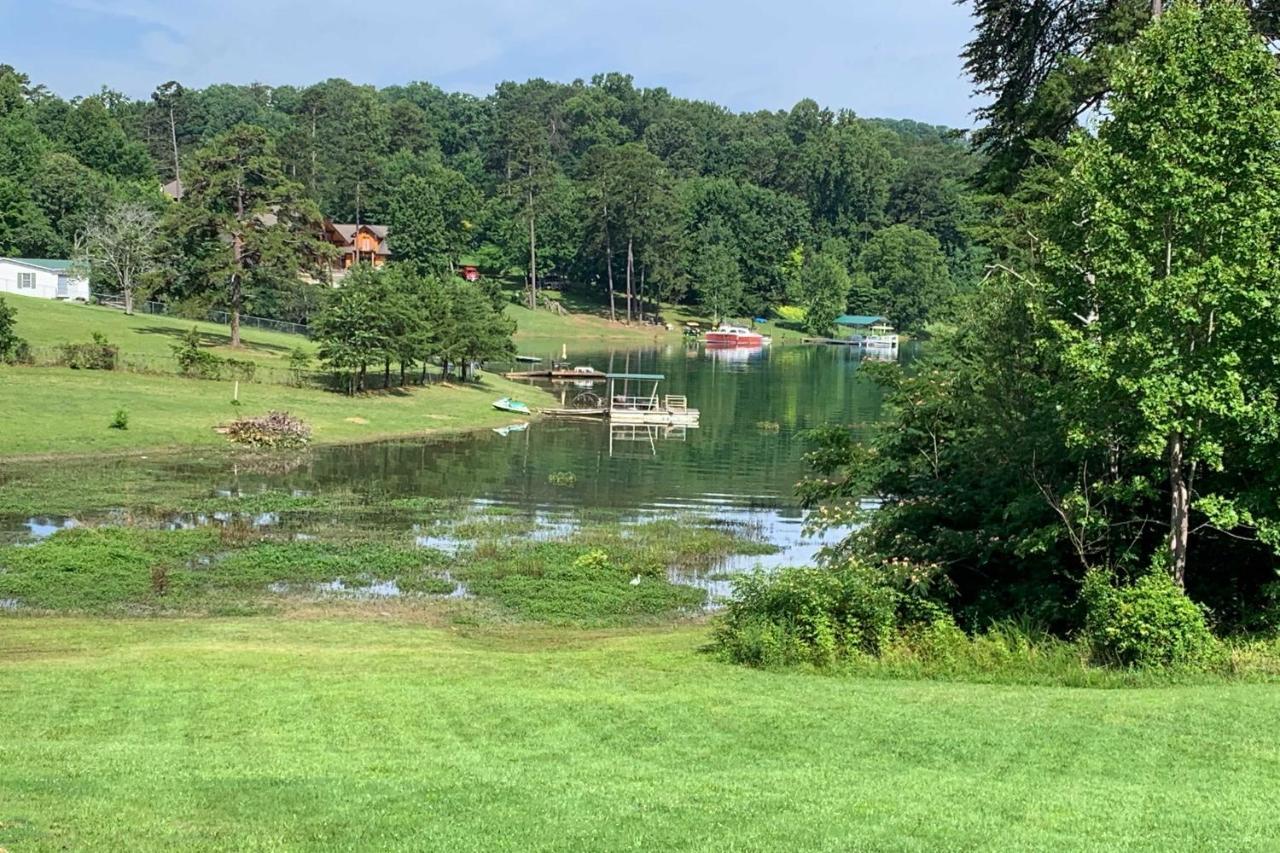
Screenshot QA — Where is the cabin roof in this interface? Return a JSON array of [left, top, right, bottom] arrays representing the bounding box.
[[3, 258, 75, 272], [835, 314, 890, 327]]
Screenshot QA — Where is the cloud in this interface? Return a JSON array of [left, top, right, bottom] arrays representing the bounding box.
[[20, 0, 978, 125]]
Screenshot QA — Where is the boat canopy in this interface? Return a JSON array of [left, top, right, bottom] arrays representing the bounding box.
[[605, 372, 666, 381], [835, 314, 891, 327]]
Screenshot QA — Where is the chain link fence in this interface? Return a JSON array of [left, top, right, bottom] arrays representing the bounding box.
[[96, 297, 311, 337]]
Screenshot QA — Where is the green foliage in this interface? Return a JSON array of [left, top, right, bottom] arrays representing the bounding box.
[[854, 224, 952, 332], [1082, 570, 1218, 668], [60, 331, 118, 370], [109, 407, 128, 430], [0, 295, 28, 363], [692, 242, 743, 322], [171, 325, 224, 378], [714, 563, 903, 668], [797, 251, 851, 336], [287, 345, 312, 385], [547, 471, 577, 487]]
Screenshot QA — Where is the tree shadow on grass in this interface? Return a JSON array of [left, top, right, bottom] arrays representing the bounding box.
[[131, 326, 296, 355]]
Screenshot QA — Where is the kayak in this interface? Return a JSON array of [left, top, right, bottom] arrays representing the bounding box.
[[493, 397, 532, 415]]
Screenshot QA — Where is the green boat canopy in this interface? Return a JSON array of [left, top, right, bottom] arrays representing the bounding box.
[[606, 373, 666, 381], [835, 314, 890, 327]]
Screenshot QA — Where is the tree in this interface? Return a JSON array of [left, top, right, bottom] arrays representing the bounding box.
[[170, 125, 324, 346], [387, 165, 476, 275], [693, 241, 743, 323], [0, 295, 25, 363], [0, 177, 56, 257], [961, 0, 1280, 191], [799, 252, 851, 336], [1039, 1, 1280, 587], [313, 265, 384, 394], [77, 201, 160, 315], [150, 81, 189, 193], [439, 280, 515, 379], [855, 225, 952, 333]]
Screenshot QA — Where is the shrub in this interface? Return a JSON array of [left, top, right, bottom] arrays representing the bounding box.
[[224, 411, 312, 449], [0, 296, 29, 364], [172, 327, 224, 379], [109, 408, 128, 430], [548, 471, 576, 487], [60, 332, 118, 370], [1082, 569, 1219, 668], [287, 347, 313, 386], [223, 358, 257, 382], [714, 562, 900, 668]]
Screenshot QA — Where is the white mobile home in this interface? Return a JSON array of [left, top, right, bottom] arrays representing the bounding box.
[[0, 258, 90, 301]]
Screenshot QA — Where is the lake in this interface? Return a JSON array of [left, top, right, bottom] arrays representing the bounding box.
[[6, 341, 898, 573]]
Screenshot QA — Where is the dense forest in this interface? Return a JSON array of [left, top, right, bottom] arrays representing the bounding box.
[[0, 64, 981, 333]]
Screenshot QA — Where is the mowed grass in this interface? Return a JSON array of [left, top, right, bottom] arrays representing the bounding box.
[[8, 294, 315, 367], [0, 617, 1278, 851], [0, 367, 552, 457]]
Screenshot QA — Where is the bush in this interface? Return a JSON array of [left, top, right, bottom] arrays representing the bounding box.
[[714, 562, 901, 668], [224, 411, 311, 449], [60, 332, 118, 370], [548, 471, 577, 487], [1082, 570, 1219, 668], [287, 347, 313, 386], [109, 408, 128, 430], [223, 358, 257, 382], [172, 327, 224, 379], [0, 295, 30, 364]]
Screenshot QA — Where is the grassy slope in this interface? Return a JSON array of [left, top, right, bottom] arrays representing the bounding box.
[[9, 294, 315, 367], [0, 368, 551, 457], [1, 617, 1278, 851]]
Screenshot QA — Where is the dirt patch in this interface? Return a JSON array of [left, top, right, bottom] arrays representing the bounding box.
[[343, 417, 369, 425]]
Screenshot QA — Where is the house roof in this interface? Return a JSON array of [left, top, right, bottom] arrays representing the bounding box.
[[835, 314, 891, 327], [325, 221, 391, 256], [3, 258, 76, 272], [162, 179, 183, 200]]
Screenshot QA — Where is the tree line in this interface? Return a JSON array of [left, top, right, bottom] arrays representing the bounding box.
[[0, 64, 982, 334]]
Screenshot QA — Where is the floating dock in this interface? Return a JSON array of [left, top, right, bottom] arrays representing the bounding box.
[[504, 368, 608, 381], [536, 372, 700, 427]]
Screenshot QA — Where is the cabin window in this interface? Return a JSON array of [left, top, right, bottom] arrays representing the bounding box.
[[17, 272, 35, 289]]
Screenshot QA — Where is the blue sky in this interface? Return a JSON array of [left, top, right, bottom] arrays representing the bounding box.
[[4, 0, 980, 127]]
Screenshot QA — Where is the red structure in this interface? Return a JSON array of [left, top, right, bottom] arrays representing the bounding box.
[[459, 265, 480, 282]]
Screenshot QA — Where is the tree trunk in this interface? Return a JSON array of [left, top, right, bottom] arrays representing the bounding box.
[[229, 275, 240, 348], [639, 265, 646, 323], [168, 104, 181, 198], [1152, 0, 1163, 18], [1168, 432, 1189, 588], [123, 273, 134, 316], [604, 204, 616, 323], [527, 189, 538, 310], [625, 237, 635, 324], [231, 188, 245, 348]]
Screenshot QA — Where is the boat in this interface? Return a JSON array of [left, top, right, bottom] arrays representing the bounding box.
[[703, 324, 771, 347], [515, 355, 543, 364], [492, 397, 531, 415], [492, 421, 530, 436]]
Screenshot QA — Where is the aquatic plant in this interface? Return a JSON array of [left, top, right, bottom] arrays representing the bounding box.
[[547, 471, 576, 487]]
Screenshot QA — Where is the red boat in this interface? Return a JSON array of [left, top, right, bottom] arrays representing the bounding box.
[[703, 324, 771, 347]]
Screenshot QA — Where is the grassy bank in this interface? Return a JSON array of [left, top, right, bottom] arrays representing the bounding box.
[[2, 616, 1279, 850], [9, 294, 315, 367], [0, 367, 553, 458]]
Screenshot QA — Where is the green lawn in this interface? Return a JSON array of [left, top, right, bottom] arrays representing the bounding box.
[[1, 617, 1277, 851], [0, 367, 552, 457], [8, 294, 316, 367]]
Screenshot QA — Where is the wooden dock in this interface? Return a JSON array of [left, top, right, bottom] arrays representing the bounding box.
[[504, 368, 607, 381]]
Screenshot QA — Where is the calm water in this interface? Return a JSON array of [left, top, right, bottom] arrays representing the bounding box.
[[9, 342, 899, 570]]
